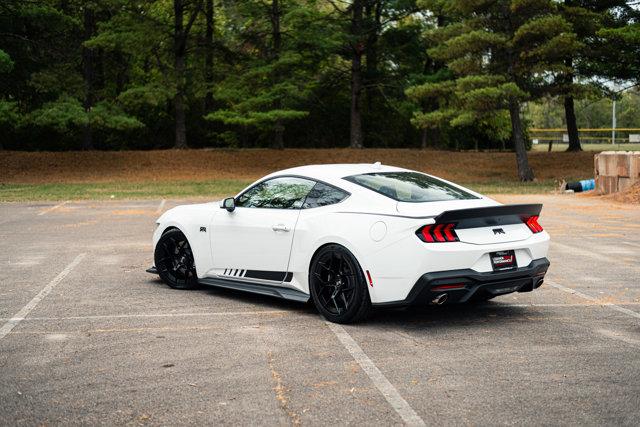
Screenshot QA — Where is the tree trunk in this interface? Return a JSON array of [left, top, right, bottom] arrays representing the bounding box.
[[564, 95, 581, 151], [204, 0, 214, 112], [239, 126, 248, 148], [81, 4, 95, 150], [349, 0, 364, 149], [270, 0, 284, 149], [173, 0, 188, 149], [420, 128, 428, 149], [420, 128, 440, 149], [364, 0, 381, 112], [508, 98, 535, 181], [562, 55, 581, 151], [271, 0, 281, 59], [115, 52, 127, 94], [274, 120, 284, 150]]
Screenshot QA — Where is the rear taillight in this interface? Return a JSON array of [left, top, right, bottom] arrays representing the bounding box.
[[524, 215, 543, 233], [416, 223, 459, 243]]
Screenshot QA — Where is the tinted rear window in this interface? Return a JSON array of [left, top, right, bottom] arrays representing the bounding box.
[[302, 182, 349, 209], [343, 172, 478, 203]]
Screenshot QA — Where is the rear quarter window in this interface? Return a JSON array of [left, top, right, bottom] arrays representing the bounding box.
[[302, 182, 349, 208], [343, 172, 478, 203]]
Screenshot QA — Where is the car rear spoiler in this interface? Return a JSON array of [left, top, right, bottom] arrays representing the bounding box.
[[434, 204, 542, 229]]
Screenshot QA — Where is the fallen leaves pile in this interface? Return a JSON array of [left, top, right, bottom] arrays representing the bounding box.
[[0, 148, 595, 184]]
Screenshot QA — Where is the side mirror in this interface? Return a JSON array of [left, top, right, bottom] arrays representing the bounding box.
[[220, 197, 236, 212]]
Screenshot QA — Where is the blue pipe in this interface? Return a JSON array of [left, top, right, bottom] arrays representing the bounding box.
[[566, 179, 595, 192]]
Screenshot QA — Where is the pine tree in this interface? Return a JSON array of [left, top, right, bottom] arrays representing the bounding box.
[[205, 0, 335, 148], [595, 7, 640, 85], [557, 1, 631, 152], [411, 0, 581, 181]]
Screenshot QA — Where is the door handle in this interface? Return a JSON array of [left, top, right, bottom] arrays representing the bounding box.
[[272, 224, 290, 232]]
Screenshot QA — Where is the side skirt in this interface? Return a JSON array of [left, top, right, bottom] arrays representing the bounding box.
[[198, 277, 310, 303]]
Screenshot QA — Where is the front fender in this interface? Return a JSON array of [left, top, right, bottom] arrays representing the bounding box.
[[152, 204, 217, 278]]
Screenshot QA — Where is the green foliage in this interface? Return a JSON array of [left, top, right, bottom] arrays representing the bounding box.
[[598, 22, 640, 82], [406, 0, 588, 153], [204, 0, 336, 144], [527, 89, 640, 130], [0, 0, 637, 152], [90, 102, 144, 130], [117, 85, 175, 109], [30, 96, 88, 132], [0, 49, 14, 74], [0, 100, 19, 123], [30, 95, 143, 132]]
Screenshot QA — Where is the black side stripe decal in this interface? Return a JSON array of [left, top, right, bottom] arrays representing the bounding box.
[[222, 269, 292, 282], [242, 270, 293, 282]]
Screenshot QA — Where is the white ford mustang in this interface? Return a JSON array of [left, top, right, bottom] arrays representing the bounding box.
[[148, 163, 550, 323]]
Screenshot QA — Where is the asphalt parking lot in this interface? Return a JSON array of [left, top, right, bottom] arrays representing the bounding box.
[[1, 194, 639, 425]]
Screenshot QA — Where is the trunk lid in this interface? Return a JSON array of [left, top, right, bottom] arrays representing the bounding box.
[[454, 223, 532, 244], [400, 201, 542, 245]]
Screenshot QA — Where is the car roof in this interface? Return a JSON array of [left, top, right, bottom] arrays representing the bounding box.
[[270, 163, 409, 187]]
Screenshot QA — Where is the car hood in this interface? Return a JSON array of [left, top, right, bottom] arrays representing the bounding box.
[[156, 201, 218, 223]]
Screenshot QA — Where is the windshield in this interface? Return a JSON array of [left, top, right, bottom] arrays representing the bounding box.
[[343, 172, 479, 203]]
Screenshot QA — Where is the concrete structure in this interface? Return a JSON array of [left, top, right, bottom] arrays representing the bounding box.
[[595, 151, 640, 194]]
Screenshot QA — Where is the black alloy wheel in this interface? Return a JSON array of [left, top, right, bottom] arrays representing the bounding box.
[[309, 244, 370, 323], [154, 228, 198, 290]]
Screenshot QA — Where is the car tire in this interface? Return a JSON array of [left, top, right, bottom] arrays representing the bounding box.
[[154, 228, 198, 290], [309, 244, 371, 324]]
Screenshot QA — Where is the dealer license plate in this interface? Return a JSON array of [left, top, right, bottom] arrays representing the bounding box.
[[490, 250, 517, 271]]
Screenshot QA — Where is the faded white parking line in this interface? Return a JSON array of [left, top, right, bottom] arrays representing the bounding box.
[[0, 310, 288, 322], [597, 329, 640, 348], [0, 253, 86, 341], [622, 241, 640, 249], [155, 199, 166, 214], [546, 280, 640, 320], [38, 200, 68, 216], [503, 302, 640, 308], [326, 321, 426, 426], [6, 304, 640, 322]]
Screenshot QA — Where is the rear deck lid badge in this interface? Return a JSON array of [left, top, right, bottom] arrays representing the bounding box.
[[493, 228, 505, 235]]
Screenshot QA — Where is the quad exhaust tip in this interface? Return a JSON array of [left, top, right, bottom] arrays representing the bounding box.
[[432, 293, 448, 305]]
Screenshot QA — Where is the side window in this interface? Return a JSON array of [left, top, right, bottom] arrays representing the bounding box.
[[302, 182, 349, 209], [236, 176, 315, 209]]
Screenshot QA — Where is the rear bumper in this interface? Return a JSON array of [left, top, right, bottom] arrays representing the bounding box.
[[373, 258, 549, 307]]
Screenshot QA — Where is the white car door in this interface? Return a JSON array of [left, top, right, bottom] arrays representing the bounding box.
[[209, 176, 316, 284]]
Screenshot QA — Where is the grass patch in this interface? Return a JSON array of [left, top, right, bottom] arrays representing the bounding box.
[[462, 180, 559, 194], [0, 178, 560, 202], [0, 180, 253, 202]]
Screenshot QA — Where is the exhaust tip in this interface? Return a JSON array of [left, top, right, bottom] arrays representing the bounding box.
[[535, 279, 544, 288], [431, 293, 448, 305]]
